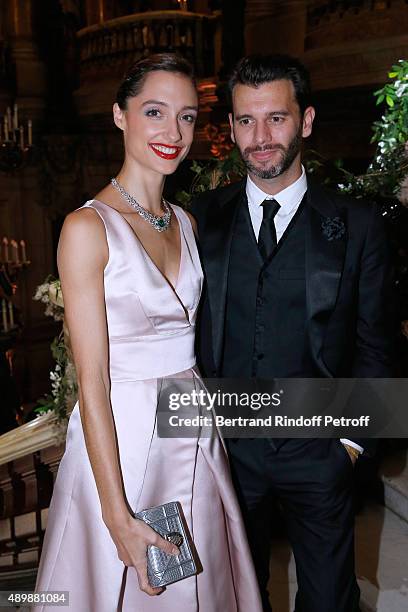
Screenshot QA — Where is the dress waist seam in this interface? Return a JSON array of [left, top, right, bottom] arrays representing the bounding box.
[[110, 363, 197, 383]]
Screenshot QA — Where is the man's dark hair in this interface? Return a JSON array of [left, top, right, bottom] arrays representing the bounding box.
[[116, 53, 195, 110], [228, 54, 312, 115]]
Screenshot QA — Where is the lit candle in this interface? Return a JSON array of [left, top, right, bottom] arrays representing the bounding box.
[[28, 120, 32, 146], [13, 104, 18, 131], [8, 301, 14, 327], [2, 237, 9, 262], [1, 299, 8, 333], [20, 240, 27, 262], [6, 107, 12, 127], [4, 116, 9, 141], [19, 125, 24, 149], [10, 239, 19, 263]]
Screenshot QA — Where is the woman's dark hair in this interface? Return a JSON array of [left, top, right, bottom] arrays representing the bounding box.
[[228, 54, 312, 115], [116, 53, 195, 110]]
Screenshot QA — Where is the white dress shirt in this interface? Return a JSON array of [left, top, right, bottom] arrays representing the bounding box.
[[246, 166, 307, 241], [245, 169, 363, 455]]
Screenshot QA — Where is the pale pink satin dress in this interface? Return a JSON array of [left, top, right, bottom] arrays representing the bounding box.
[[34, 200, 262, 612]]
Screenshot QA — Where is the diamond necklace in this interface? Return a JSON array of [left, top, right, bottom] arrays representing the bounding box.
[[111, 177, 171, 232]]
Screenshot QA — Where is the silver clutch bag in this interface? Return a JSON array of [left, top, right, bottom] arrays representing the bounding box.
[[135, 501, 197, 588]]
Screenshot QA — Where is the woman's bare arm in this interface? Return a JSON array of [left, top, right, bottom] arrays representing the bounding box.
[[58, 209, 121, 516], [58, 208, 177, 595]]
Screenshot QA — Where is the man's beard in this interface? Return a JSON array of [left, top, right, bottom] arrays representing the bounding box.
[[239, 126, 302, 180]]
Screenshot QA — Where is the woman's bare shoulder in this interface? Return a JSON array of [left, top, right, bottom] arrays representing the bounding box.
[[62, 206, 106, 240], [59, 207, 108, 267]]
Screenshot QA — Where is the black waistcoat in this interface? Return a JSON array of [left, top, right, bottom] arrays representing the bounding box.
[[221, 196, 316, 378]]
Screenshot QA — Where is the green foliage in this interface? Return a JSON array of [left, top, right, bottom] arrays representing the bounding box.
[[372, 60, 408, 151], [340, 59, 408, 199], [34, 333, 77, 421], [177, 148, 245, 206]]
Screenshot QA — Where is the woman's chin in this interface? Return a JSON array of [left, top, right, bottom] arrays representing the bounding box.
[[148, 155, 185, 176]]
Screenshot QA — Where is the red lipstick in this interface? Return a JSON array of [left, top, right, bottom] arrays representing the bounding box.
[[149, 143, 182, 160]]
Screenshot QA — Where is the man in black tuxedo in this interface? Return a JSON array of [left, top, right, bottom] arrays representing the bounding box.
[[191, 55, 393, 612]]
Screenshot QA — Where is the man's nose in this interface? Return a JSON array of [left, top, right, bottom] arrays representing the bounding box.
[[254, 121, 271, 145]]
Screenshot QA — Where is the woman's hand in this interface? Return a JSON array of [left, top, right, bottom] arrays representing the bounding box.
[[106, 514, 179, 596]]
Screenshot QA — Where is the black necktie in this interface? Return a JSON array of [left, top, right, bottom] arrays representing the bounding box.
[[258, 198, 280, 261]]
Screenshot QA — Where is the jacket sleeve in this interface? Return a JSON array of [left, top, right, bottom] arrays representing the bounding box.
[[350, 204, 395, 456], [352, 203, 394, 377]]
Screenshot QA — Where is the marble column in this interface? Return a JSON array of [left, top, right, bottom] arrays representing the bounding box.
[[245, 0, 306, 57], [85, 0, 117, 26], [0, 1, 6, 37], [5, 0, 46, 119], [7, 0, 32, 38], [0, 2, 9, 110]]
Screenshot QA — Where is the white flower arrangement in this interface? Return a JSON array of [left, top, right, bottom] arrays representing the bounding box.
[[33, 276, 76, 420], [34, 276, 64, 321]]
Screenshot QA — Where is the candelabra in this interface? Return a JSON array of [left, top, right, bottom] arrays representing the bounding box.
[[0, 237, 29, 429], [0, 237, 30, 336], [0, 104, 33, 172], [177, 0, 189, 11]]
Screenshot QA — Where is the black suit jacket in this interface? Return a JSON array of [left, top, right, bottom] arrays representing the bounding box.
[[191, 177, 394, 453]]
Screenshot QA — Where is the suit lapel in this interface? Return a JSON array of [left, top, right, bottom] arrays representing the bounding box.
[[305, 180, 347, 374], [203, 182, 245, 371]]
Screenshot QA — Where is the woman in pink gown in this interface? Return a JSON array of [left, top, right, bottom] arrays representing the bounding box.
[[34, 54, 262, 611]]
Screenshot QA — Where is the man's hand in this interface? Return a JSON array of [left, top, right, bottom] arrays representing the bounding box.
[[341, 443, 360, 465]]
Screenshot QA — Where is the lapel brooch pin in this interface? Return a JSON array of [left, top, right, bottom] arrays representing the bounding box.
[[321, 217, 346, 241]]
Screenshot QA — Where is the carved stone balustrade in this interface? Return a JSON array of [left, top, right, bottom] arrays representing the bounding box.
[[0, 414, 65, 589], [78, 10, 221, 83]]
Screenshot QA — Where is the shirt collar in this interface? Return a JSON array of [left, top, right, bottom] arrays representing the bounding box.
[[246, 166, 307, 216]]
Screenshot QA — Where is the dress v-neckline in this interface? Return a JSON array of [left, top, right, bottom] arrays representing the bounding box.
[[92, 199, 189, 317]]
